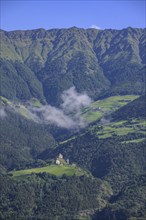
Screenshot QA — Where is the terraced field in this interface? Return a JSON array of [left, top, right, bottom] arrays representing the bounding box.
[[95, 119, 146, 139], [82, 95, 145, 141]]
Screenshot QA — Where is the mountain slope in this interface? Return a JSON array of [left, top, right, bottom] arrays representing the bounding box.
[[0, 60, 46, 102], [112, 94, 146, 120], [0, 173, 112, 220], [0, 27, 145, 105], [0, 108, 56, 170], [0, 27, 146, 220]]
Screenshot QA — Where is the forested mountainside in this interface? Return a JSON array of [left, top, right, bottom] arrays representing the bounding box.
[[0, 108, 56, 170], [0, 27, 146, 220], [0, 27, 145, 105], [0, 94, 146, 219]]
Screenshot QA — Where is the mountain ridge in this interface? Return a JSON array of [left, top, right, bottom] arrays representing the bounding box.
[[1, 27, 145, 105], [1, 27, 145, 63]]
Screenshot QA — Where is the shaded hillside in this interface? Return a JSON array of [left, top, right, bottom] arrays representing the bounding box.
[[0, 27, 145, 105], [0, 59, 46, 102], [0, 109, 56, 170], [94, 174, 146, 220]]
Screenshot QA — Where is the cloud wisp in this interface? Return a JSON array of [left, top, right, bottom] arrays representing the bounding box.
[[90, 24, 101, 29], [29, 87, 92, 130], [0, 108, 7, 119]]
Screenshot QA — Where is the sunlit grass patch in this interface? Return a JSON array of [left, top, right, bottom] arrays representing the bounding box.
[[11, 165, 89, 178], [85, 111, 103, 122], [121, 138, 146, 144], [83, 95, 139, 123], [96, 119, 146, 139]]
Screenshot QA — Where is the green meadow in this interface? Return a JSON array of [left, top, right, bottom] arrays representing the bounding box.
[[29, 98, 42, 107], [121, 138, 146, 144], [83, 95, 139, 123], [96, 119, 146, 139], [11, 164, 89, 177]]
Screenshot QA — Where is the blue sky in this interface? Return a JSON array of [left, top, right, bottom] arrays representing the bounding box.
[[1, 0, 145, 31]]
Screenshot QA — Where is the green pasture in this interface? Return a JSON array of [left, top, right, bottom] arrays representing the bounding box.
[[96, 119, 146, 139], [83, 95, 138, 123], [11, 164, 88, 177], [18, 105, 31, 119], [59, 136, 76, 144], [0, 96, 12, 105], [121, 138, 146, 144], [29, 98, 42, 107]]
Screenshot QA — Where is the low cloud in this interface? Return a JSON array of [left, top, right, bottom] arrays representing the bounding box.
[[61, 87, 91, 114], [0, 108, 7, 119], [100, 117, 110, 125], [90, 24, 101, 29], [31, 105, 76, 129], [29, 87, 92, 130]]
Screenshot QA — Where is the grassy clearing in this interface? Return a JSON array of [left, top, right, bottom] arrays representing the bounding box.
[[11, 165, 89, 177], [0, 96, 12, 105], [18, 105, 32, 119], [29, 98, 42, 107], [85, 111, 103, 122], [121, 138, 146, 144], [83, 95, 138, 123], [59, 136, 76, 144], [111, 120, 127, 126], [0, 96, 42, 121], [96, 120, 146, 139], [92, 95, 138, 109], [97, 133, 113, 139], [132, 120, 146, 127], [77, 217, 92, 220]]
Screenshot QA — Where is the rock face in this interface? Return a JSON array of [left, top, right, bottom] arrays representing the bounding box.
[[0, 27, 145, 105]]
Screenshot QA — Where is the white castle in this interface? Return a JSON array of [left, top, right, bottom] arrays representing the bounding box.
[[55, 153, 69, 165]]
